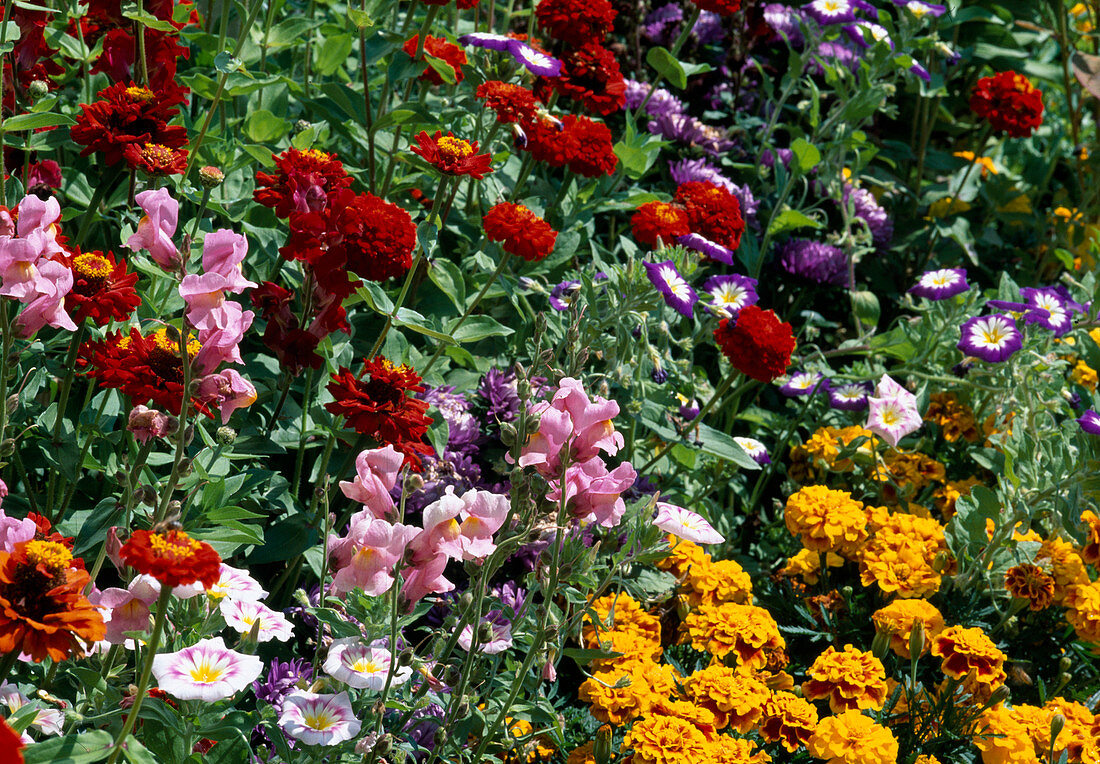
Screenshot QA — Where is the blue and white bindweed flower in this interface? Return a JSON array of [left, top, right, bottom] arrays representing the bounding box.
[[1077, 409, 1100, 436], [458, 33, 563, 76], [827, 380, 873, 411], [780, 370, 824, 397], [644, 260, 697, 318], [844, 21, 893, 49], [700, 273, 759, 316], [678, 233, 735, 265], [733, 436, 771, 464], [957, 314, 1023, 362], [909, 267, 969, 300], [803, 0, 858, 25]]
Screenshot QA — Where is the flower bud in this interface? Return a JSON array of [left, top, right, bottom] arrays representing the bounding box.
[[433, 729, 448, 748], [1050, 713, 1065, 746], [397, 649, 414, 667], [198, 165, 225, 188], [594, 725, 613, 764], [167, 500, 182, 517], [178, 458, 192, 477], [294, 119, 311, 134], [216, 426, 237, 445], [908, 620, 925, 659], [28, 79, 49, 100], [499, 422, 518, 447], [405, 472, 425, 492], [443, 665, 461, 686], [870, 630, 891, 661], [458, 592, 474, 612], [455, 700, 471, 718], [987, 685, 1012, 707], [477, 622, 495, 643], [0, 439, 13, 457], [372, 734, 393, 755], [5, 394, 16, 415]]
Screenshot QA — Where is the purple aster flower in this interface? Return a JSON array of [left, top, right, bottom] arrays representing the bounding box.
[[780, 370, 824, 396], [678, 233, 735, 265], [643, 2, 683, 42], [406, 703, 445, 757], [644, 260, 697, 318], [549, 280, 581, 310], [809, 41, 860, 74], [761, 148, 794, 170], [253, 659, 312, 712], [895, 0, 946, 18], [479, 368, 521, 424], [779, 239, 847, 286], [490, 582, 528, 617], [733, 436, 770, 464], [909, 268, 968, 300], [624, 79, 685, 118], [844, 184, 893, 246], [764, 3, 805, 44], [1078, 410, 1100, 435], [700, 274, 759, 316], [694, 11, 725, 44], [803, 0, 858, 25], [400, 450, 485, 516], [844, 21, 893, 49], [423, 386, 480, 451], [648, 114, 733, 155], [827, 380, 873, 410], [957, 314, 1023, 362]]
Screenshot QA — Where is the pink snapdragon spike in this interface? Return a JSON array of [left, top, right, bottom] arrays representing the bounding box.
[[95, 574, 161, 646], [323, 639, 412, 690], [519, 377, 624, 477], [219, 599, 294, 642], [197, 369, 258, 424], [330, 517, 418, 596], [0, 478, 7, 510], [193, 305, 255, 373], [15, 260, 77, 336], [400, 551, 453, 605], [278, 691, 361, 746], [0, 509, 36, 553], [16, 195, 61, 240], [207, 563, 267, 602], [151, 637, 263, 701], [338, 445, 404, 520], [201, 229, 256, 293], [179, 272, 231, 330], [127, 405, 171, 443], [865, 374, 922, 448], [457, 490, 510, 560], [653, 502, 725, 544], [413, 490, 466, 562], [0, 236, 48, 301], [550, 457, 637, 528], [126, 187, 181, 271]]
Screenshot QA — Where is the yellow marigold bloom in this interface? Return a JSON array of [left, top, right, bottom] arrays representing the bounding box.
[[914, 757, 943, 764], [975, 706, 1041, 764], [801, 645, 888, 713], [682, 664, 771, 733], [931, 626, 1007, 690], [683, 558, 754, 607], [883, 451, 946, 491], [1004, 563, 1056, 611], [1090, 327, 1100, 347], [622, 713, 708, 763], [1037, 536, 1090, 602], [656, 536, 709, 578], [578, 661, 678, 725], [588, 629, 663, 672], [1071, 360, 1099, 392], [984, 519, 1042, 544], [583, 592, 661, 647], [924, 392, 980, 443], [1065, 581, 1100, 644], [780, 548, 844, 585], [927, 196, 971, 218], [954, 151, 998, 176], [759, 692, 818, 752], [806, 709, 899, 764], [566, 742, 599, 764], [648, 697, 721, 731], [785, 486, 868, 555], [859, 538, 942, 598], [788, 426, 874, 482], [872, 599, 945, 659], [1038, 698, 1098, 763], [1081, 509, 1100, 565], [933, 477, 981, 520], [712, 736, 771, 763], [683, 603, 785, 669]]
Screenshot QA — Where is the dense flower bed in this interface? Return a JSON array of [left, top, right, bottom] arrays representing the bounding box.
[[0, 0, 1098, 762]]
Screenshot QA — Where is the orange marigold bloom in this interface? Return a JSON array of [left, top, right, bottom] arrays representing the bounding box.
[[1081, 509, 1100, 565], [682, 603, 784, 669], [1037, 536, 1090, 603], [780, 548, 844, 586], [483, 202, 558, 262], [924, 392, 980, 443], [931, 626, 1007, 690], [759, 691, 818, 752], [120, 529, 221, 589], [806, 709, 899, 764], [1065, 580, 1100, 644], [932, 476, 981, 520], [858, 538, 943, 598], [656, 536, 708, 578], [411, 130, 493, 178], [784, 485, 868, 555], [872, 599, 945, 659], [802, 645, 888, 713], [583, 592, 661, 647], [975, 706, 1041, 764], [683, 557, 753, 608], [682, 664, 770, 732], [631, 201, 690, 250], [566, 742, 597, 764], [587, 629, 662, 672], [578, 661, 677, 725], [0, 540, 106, 662], [1004, 564, 1056, 611], [712, 736, 771, 763], [622, 713, 708, 763]]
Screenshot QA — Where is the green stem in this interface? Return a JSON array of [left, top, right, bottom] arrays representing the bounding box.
[[54, 392, 111, 524], [188, 187, 212, 242], [135, 0, 149, 86], [292, 367, 318, 498], [631, 6, 701, 122], [0, 302, 11, 452], [152, 331, 195, 525]]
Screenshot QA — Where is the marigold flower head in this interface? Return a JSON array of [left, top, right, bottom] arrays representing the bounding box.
[[1080, 509, 1100, 565], [969, 70, 1044, 138], [587, 629, 663, 672], [801, 645, 888, 712], [683, 664, 770, 732], [785, 485, 867, 555], [483, 202, 557, 262], [1004, 563, 1056, 611], [1037, 536, 1090, 603], [683, 557, 753, 608], [411, 130, 493, 179], [975, 705, 1042, 764], [872, 599, 945, 658], [806, 709, 899, 764], [933, 476, 981, 520], [656, 536, 709, 578], [925, 392, 980, 442], [683, 602, 784, 668], [79, 326, 201, 415], [780, 548, 844, 585], [787, 425, 873, 482], [931, 625, 1007, 690], [1065, 580, 1100, 644], [120, 529, 222, 589], [859, 537, 943, 598], [578, 661, 677, 725], [583, 592, 661, 647], [525, 113, 618, 177], [714, 305, 795, 382], [622, 712, 709, 763], [759, 691, 818, 752], [711, 736, 770, 763]]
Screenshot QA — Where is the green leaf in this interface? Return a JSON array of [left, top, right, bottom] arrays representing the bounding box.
[[561, 647, 625, 664], [214, 52, 242, 74], [428, 258, 466, 312], [851, 290, 880, 329], [393, 308, 455, 343], [766, 208, 822, 236], [449, 315, 514, 343], [416, 221, 438, 259], [22, 731, 115, 764], [2, 111, 76, 131], [424, 53, 457, 85], [121, 736, 159, 764], [354, 281, 394, 314], [695, 424, 762, 470], [266, 17, 320, 48], [121, 2, 177, 31], [347, 7, 374, 28], [314, 34, 354, 76], [790, 137, 821, 174], [646, 46, 687, 90], [244, 109, 291, 143]]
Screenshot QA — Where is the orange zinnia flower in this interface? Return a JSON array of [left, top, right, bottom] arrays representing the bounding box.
[[0, 540, 106, 662], [120, 529, 222, 588], [411, 131, 493, 179]]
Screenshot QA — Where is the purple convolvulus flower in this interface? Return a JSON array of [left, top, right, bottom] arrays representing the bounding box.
[[644, 260, 697, 318], [764, 3, 805, 44], [780, 370, 824, 396], [549, 280, 581, 310], [1078, 410, 1100, 435], [957, 314, 1023, 362], [827, 380, 873, 411], [734, 436, 771, 464], [909, 267, 968, 300], [700, 274, 759, 316]]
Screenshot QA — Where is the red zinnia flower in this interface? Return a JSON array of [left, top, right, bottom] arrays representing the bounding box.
[[535, 0, 616, 46], [0, 717, 22, 763], [561, 115, 618, 177], [631, 201, 690, 249], [403, 34, 467, 86], [70, 80, 189, 165], [674, 180, 745, 251], [79, 327, 201, 414], [534, 43, 626, 116], [713, 305, 795, 382], [690, 0, 741, 15], [254, 147, 353, 218], [60, 249, 141, 326], [120, 529, 222, 588], [969, 70, 1044, 138], [483, 202, 558, 262], [0, 540, 106, 662], [123, 142, 188, 176], [326, 356, 434, 469], [476, 81, 540, 125], [411, 131, 493, 178]]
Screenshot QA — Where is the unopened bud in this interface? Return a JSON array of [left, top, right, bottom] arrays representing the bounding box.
[[28, 79, 49, 100], [405, 473, 424, 492], [216, 426, 237, 445], [458, 592, 474, 612], [1059, 656, 1073, 672], [183, 425, 195, 445], [397, 649, 414, 667], [908, 620, 925, 659], [372, 734, 393, 755], [0, 439, 13, 457], [988, 685, 1012, 706], [443, 666, 461, 686], [499, 422, 517, 447], [138, 485, 157, 506], [178, 458, 192, 476], [198, 165, 224, 188], [5, 394, 16, 415], [167, 500, 182, 516], [870, 630, 891, 661], [455, 699, 471, 718], [433, 729, 448, 748], [477, 622, 495, 643], [594, 725, 613, 764], [294, 119, 311, 134], [1050, 713, 1065, 745]]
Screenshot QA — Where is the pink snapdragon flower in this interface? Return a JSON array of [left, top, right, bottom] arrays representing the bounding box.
[[193, 304, 255, 373], [196, 369, 257, 423], [126, 188, 180, 270], [519, 377, 624, 477], [330, 517, 418, 596], [15, 259, 77, 336], [201, 230, 255, 293], [16, 195, 61, 242], [653, 502, 724, 544], [127, 405, 172, 443], [338, 446, 404, 520], [0, 509, 36, 553], [400, 552, 452, 605], [549, 457, 637, 528], [865, 374, 922, 447], [94, 574, 161, 646], [457, 490, 510, 560]]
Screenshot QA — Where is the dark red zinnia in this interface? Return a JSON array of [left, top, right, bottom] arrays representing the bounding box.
[[534, 42, 626, 116], [483, 202, 558, 262], [476, 81, 540, 125], [410, 130, 493, 178], [70, 81, 189, 165], [969, 70, 1044, 138], [631, 201, 690, 249], [326, 356, 434, 469], [535, 0, 616, 46], [689, 0, 741, 16], [78, 327, 200, 415], [254, 147, 353, 218], [674, 181, 745, 251], [123, 142, 188, 176], [403, 34, 467, 86], [60, 249, 141, 326], [713, 305, 795, 382]]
